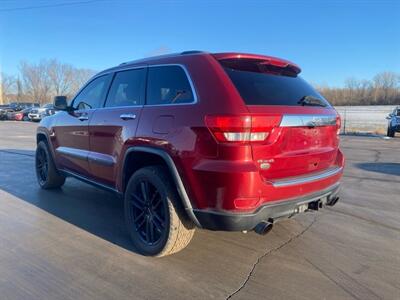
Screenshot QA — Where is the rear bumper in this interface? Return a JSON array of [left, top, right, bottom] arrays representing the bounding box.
[[189, 149, 344, 211], [194, 182, 340, 231]]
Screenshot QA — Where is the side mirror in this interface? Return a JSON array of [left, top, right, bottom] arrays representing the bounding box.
[[54, 96, 68, 111], [386, 114, 393, 120]]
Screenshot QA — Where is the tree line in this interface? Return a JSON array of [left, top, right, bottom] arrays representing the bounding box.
[[1, 59, 399, 106], [1, 59, 96, 105], [316, 71, 400, 106]]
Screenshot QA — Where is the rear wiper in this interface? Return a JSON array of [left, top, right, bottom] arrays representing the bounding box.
[[171, 90, 186, 103], [298, 95, 327, 107]]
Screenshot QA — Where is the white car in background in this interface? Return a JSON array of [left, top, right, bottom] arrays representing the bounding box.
[[28, 104, 58, 122]]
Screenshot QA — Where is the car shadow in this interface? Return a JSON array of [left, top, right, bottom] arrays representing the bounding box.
[[356, 162, 400, 176], [0, 148, 138, 252], [0, 148, 296, 265], [0, 147, 329, 299]]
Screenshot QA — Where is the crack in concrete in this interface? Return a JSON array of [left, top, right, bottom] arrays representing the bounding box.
[[226, 215, 317, 299], [373, 149, 381, 163]]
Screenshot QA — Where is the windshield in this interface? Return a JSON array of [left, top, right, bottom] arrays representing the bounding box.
[[224, 67, 330, 106]]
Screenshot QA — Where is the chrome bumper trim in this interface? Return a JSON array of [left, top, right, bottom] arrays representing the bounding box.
[[270, 166, 343, 188]]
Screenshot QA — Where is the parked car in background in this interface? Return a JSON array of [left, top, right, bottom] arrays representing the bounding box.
[[28, 104, 58, 121], [17, 102, 40, 110], [6, 110, 24, 121], [35, 51, 343, 257], [8, 107, 34, 121], [21, 107, 35, 121], [0, 104, 17, 120], [0, 105, 10, 120], [6, 102, 23, 111], [0, 102, 40, 120], [386, 106, 400, 137], [7, 102, 39, 111]]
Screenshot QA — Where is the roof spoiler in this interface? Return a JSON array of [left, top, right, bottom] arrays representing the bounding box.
[[213, 52, 301, 75]]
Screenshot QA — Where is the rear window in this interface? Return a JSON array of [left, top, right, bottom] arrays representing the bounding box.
[[224, 67, 330, 106]]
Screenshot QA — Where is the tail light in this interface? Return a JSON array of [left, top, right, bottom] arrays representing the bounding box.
[[336, 115, 341, 135], [205, 115, 281, 144]]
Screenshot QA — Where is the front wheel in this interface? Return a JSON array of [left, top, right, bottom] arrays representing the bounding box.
[[124, 166, 195, 257], [35, 141, 66, 189], [387, 126, 395, 137]]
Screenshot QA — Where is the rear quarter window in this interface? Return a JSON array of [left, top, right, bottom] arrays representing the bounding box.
[[146, 66, 195, 105]]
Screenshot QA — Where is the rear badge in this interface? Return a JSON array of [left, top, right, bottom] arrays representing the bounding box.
[[260, 163, 270, 170], [258, 159, 274, 170]]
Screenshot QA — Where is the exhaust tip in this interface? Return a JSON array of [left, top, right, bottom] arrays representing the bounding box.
[[254, 221, 273, 235], [327, 196, 339, 206], [308, 200, 321, 211]]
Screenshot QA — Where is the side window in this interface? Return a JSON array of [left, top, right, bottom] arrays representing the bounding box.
[[73, 75, 111, 110], [146, 66, 194, 105], [105, 68, 146, 107]]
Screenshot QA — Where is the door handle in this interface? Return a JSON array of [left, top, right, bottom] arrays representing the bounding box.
[[120, 113, 136, 120], [78, 115, 89, 121]]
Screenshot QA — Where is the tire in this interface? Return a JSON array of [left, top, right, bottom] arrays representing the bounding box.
[[35, 141, 66, 189], [124, 166, 195, 257], [387, 126, 395, 137], [23, 116, 29, 121]]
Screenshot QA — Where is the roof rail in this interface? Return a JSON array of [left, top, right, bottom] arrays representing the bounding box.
[[180, 50, 205, 55], [118, 51, 206, 66]]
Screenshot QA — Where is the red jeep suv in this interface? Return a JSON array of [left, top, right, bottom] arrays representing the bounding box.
[[35, 51, 344, 256]]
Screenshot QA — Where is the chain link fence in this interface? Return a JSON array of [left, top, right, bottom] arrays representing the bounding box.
[[335, 105, 396, 135]]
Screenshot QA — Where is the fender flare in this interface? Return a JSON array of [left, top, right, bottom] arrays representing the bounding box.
[[122, 146, 202, 228], [36, 130, 57, 162]]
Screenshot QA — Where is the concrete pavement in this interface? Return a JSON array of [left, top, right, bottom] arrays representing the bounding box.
[[0, 121, 399, 299]]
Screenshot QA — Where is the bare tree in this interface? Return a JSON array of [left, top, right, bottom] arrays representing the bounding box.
[[69, 68, 96, 98], [317, 72, 400, 106], [47, 59, 74, 96], [3, 59, 96, 105], [19, 60, 52, 104], [372, 72, 400, 104], [0, 73, 16, 104]]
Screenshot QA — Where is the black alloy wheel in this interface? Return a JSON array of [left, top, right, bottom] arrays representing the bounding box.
[[124, 166, 195, 257], [35, 141, 65, 189], [36, 146, 49, 185], [128, 179, 168, 246]]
